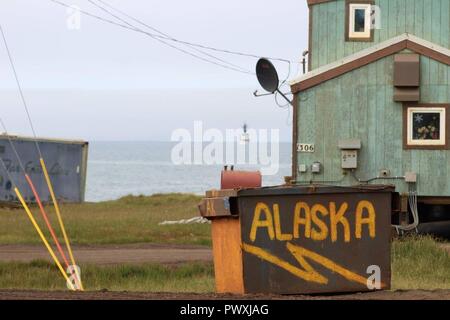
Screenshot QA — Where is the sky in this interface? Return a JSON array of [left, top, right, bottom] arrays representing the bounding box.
[[0, 0, 308, 141]]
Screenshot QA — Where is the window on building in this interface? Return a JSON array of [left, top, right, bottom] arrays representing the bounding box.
[[346, 1, 373, 41], [404, 105, 449, 149]]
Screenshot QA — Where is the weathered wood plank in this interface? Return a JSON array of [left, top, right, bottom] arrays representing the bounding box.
[[327, 0, 338, 65]]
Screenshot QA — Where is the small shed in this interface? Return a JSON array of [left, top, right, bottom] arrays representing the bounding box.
[[0, 134, 88, 203]]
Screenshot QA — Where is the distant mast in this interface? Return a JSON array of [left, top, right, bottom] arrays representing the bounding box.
[[240, 123, 250, 143]]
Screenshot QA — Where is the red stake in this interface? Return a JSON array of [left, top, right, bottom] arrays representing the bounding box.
[[25, 174, 81, 290]]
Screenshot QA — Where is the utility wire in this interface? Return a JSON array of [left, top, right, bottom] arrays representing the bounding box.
[[86, 0, 297, 106], [49, 0, 251, 74], [0, 26, 43, 159], [85, 0, 251, 74], [89, 0, 251, 73], [0, 25, 84, 290], [48, 0, 294, 67]]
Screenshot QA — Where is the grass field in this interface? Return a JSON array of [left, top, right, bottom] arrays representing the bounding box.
[[0, 194, 210, 246], [0, 194, 449, 292], [392, 235, 450, 290], [0, 260, 214, 292]]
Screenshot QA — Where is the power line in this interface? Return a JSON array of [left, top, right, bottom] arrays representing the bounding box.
[[86, 0, 293, 89], [0, 25, 43, 159], [47, 0, 251, 74], [0, 25, 84, 290], [48, 0, 294, 68], [88, 0, 251, 73], [84, 0, 251, 74]]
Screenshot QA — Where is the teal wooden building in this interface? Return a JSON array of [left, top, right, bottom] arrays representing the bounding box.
[[289, 0, 450, 228]]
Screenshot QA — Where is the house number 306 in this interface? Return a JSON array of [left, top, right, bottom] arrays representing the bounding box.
[[297, 143, 315, 153]]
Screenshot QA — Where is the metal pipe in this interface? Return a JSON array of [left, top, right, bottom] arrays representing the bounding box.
[[302, 50, 309, 74]]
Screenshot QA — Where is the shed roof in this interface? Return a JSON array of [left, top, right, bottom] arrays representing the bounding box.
[[290, 34, 450, 93], [0, 133, 88, 145]]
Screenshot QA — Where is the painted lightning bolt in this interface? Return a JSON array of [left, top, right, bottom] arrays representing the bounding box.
[[242, 242, 385, 287]]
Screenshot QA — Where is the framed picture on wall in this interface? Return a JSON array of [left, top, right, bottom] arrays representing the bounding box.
[[404, 104, 450, 149]]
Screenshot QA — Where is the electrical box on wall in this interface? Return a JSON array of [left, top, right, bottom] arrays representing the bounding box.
[[311, 161, 321, 173], [341, 150, 358, 169], [298, 164, 307, 173], [405, 172, 417, 183], [338, 139, 361, 169]]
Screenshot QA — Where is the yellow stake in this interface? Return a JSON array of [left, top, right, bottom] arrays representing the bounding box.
[[40, 158, 84, 290], [14, 187, 76, 291]]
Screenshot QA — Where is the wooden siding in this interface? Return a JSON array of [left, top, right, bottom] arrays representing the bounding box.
[[295, 52, 450, 196], [310, 0, 450, 70]]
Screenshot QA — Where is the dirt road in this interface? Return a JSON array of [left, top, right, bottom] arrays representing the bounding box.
[[0, 244, 212, 265], [2, 243, 447, 265], [0, 289, 449, 300]]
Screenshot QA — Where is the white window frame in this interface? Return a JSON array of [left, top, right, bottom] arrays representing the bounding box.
[[348, 3, 372, 39], [407, 107, 446, 146]]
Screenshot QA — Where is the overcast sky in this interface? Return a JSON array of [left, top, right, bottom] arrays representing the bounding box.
[[0, 0, 308, 141]]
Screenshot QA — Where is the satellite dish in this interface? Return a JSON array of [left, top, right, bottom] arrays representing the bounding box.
[[256, 58, 279, 93], [254, 58, 294, 107]]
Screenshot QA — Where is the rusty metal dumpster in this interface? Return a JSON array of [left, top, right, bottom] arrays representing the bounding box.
[[199, 184, 394, 295]]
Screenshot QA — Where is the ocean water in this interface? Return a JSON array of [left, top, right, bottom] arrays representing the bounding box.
[[86, 141, 292, 202]]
